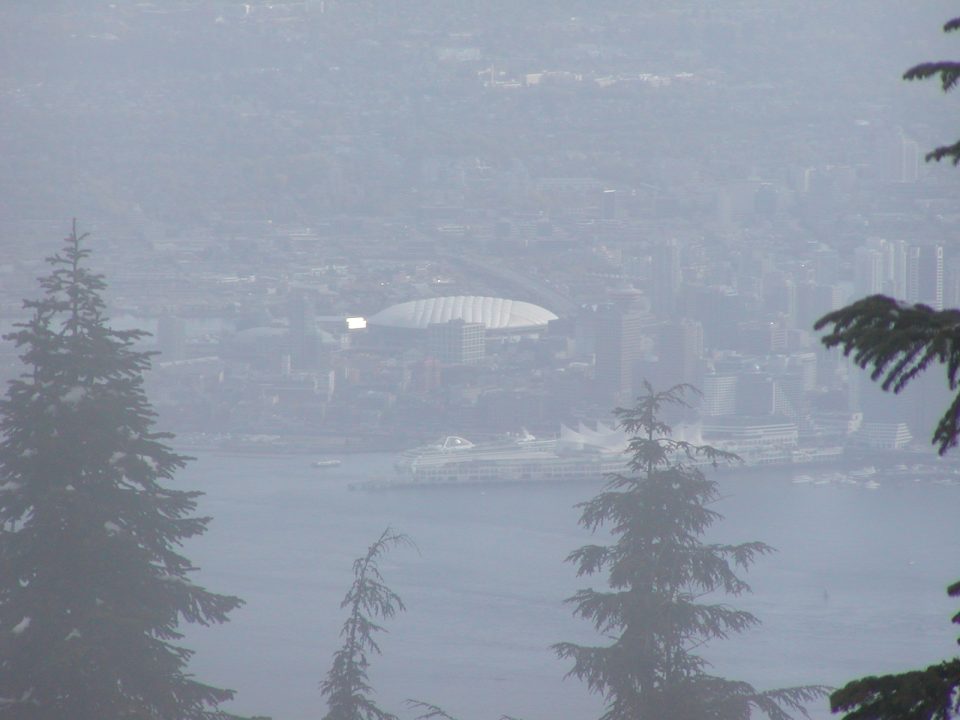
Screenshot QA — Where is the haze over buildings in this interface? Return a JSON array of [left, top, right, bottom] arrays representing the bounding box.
[[0, 0, 957, 458]]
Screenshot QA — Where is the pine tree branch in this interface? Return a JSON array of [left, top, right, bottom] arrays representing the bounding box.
[[830, 660, 960, 720], [322, 529, 413, 720], [900, 17, 960, 163], [406, 700, 461, 720], [815, 295, 960, 454]]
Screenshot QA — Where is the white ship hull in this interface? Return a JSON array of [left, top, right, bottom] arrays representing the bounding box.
[[387, 427, 630, 488]]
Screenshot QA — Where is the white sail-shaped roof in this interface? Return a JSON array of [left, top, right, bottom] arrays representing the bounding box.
[[560, 423, 628, 453]]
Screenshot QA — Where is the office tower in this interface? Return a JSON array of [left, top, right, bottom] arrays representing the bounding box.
[[426, 319, 485, 365], [812, 245, 840, 285], [922, 244, 944, 310], [891, 239, 909, 298], [595, 296, 654, 403], [736, 372, 776, 416], [736, 319, 788, 355], [796, 281, 843, 331], [901, 137, 920, 183], [761, 271, 796, 326], [861, 237, 912, 298], [908, 244, 944, 310], [791, 352, 818, 392], [687, 285, 743, 352], [288, 290, 318, 369], [863, 237, 896, 294], [650, 239, 681, 319], [945, 256, 960, 308], [772, 361, 813, 421], [702, 374, 737, 417], [658, 319, 704, 388], [854, 246, 884, 297]]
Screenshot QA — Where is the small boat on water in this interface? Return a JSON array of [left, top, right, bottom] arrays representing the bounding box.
[[312, 459, 342, 469]]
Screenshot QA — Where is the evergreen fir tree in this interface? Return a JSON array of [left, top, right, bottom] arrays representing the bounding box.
[[814, 23, 960, 716], [0, 223, 245, 720], [322, 528, 413, 720], [554, 383, 826, 720], [902, 16, 960, 165], [814, 18, 960, 720], [816, 296, 960, 456], [817, 298, 960, 717]]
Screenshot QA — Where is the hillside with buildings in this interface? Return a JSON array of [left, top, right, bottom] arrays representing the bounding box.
[[1, 0, 956, 462]]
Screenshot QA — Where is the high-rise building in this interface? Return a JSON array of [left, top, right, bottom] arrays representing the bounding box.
[[891, 239, 909, 298], [702, 374, 737, 416], [685, 285, 742, 351], [854, 246, 884, 297], [812, 245, 840, 285], [657, 319, 704, 388], [426, 319, 485, 365], [761, 271, 796, 326], [856, 237, 913, 299], [795, 281, 843, 330], [771, 369, 807, 421], [288, 290, 318, 369], [908, 244, 944, 310], [945, 256, 960, 308], [736, 372, 776, 416], [900, 137, 920, 183], [595, 297, 654, 403], [863, 237, 896, 294], [650, 239, 681, 319]]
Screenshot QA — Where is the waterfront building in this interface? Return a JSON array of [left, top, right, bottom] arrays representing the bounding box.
[[855, 421, 913, 450], [701, 374, 737, 417], [700, 416, 799, 464]]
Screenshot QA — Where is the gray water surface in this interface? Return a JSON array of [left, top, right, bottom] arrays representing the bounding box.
[[179, 453, 960, 720]]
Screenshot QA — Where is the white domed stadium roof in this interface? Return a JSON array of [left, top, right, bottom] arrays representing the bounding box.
[[368, 296, 557, 331]]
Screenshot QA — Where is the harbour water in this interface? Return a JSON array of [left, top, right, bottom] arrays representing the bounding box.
[[178, 451, 960, 720]]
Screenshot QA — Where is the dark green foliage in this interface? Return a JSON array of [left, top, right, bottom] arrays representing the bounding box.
[[815, 22, 960, 706], [554, 383, 827, 720], [0, 223, 245, 719], [829, 581, 960, 720], [814, 295, 960, 455], [903, 17, 960, 164], [830, 659, 960, 720], [823, 580, 960, 719], [321, 528, 414, 720]]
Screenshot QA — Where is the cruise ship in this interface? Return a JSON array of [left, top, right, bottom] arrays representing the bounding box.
[[390, 423, 631, 487]]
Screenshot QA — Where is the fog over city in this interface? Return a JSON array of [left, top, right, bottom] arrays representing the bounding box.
[[1, 2, 959, 720]]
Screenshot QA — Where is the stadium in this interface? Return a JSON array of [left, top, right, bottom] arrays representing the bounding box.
[[367, 296, 558, 337]]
